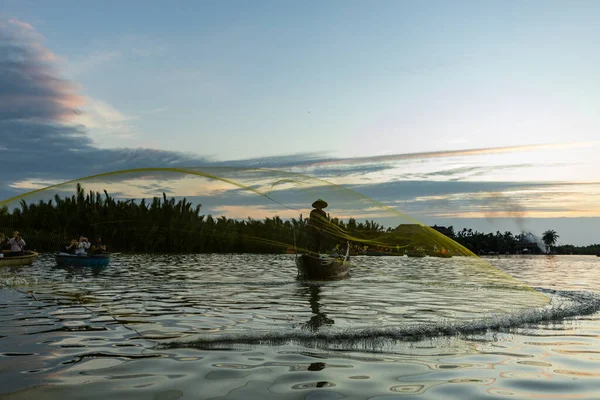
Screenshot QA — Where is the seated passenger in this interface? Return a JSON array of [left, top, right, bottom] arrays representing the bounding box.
[[0, 233, 7, 252], [90, 236, 107, 254], [7, 231, 26, 256], [64, 239, 78, 254], [75, 236, 90, 256]]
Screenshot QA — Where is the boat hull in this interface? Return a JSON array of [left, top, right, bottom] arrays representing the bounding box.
[[296, 254, 350, 280], [406, 252, 426, 258], [0, 251, 38, 267], [55, 253, 111, 267], [431, 253, 452, 258]]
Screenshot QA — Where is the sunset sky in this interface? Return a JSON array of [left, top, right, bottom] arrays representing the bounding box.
[[1, 1, 599, 245]]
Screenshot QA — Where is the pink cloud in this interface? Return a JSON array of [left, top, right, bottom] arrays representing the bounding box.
[[8, 18, 35, 31], [0, 18, 86, 122]]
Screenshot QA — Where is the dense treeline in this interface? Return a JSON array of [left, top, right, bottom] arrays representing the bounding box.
[[1, 185, 597, 255], [553, 244, 600, 255], [442, 227, 599, 255], [449, 227, 522, 254], [0, 184, 385, 253], [449, 228, 541, 254]]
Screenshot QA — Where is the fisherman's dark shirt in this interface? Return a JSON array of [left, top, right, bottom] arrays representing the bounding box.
[[308, 208, 327, 230]]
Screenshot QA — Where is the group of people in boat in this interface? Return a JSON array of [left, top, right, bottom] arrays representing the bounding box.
[[61, 235, 107, 256], [0, 231, 27, 258], [1, 231, 108, 258]]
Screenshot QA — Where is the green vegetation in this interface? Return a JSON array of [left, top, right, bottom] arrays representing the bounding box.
[[0, 185, 596, 255], [449, 228, 542, 255], [542, 229, 560, 253], [447, 227, 598, 255], [1, 184, 445, 254], [1, 184, 297, 253], [553, 243, 600, 256]]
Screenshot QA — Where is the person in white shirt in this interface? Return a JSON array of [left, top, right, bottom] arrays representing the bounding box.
[[75, 236, 91, 256], [8, 231, 26, 256]]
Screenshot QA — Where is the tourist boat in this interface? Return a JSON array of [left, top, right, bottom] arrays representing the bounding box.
[[54, 253, 111, 267], [432, 252, 452, 258], [406, 251, 426, 258], [296, 243, 350, 280], [0, 250, 38, 267], [365, 250, 388, 256]]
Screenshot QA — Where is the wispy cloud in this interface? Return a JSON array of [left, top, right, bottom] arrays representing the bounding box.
[[73, 98, 140, 144], [67, 50, 120, 76], [361, 181, 600, 219], [0, 19, 85, 122], [291, 142, 597, 169], [0, 18, 207, 191], [67, 34, 165, 76], [141, 107, 169, 115], [1, 17, 598, 228], [120, 34, 166, 58], [212, 143, 596, 185], [0, 15, 586, 189]]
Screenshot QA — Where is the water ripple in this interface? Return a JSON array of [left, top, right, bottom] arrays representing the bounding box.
[[1, 254, 600, 399]]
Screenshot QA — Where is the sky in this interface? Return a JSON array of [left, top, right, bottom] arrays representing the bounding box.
[[1, 1, 599, 245]]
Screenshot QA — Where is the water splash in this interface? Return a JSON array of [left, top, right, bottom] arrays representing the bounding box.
[[161, 289, 600, 349]]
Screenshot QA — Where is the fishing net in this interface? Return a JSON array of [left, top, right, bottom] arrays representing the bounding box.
[[0, 167, 549, 315]]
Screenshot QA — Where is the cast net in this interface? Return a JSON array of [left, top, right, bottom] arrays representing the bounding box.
[[1, 167, 551, 343]]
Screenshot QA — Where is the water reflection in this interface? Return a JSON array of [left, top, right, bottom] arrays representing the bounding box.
[[298, 283, 334, 332], [307, 362, 326, 371], [51, 265, 107, 278], [2, 255, 600, 399]]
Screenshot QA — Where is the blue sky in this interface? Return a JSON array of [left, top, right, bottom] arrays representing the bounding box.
[[1, 1, 599, 245]]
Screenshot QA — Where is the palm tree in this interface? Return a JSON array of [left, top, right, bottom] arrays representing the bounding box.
[[542, 230, 560, 254]]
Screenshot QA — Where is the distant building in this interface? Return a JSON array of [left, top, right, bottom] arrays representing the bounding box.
[[430, 225, 454, 238], [515, 241, 542, 254], [395, 224, 454, 237], [394, 224, 424, 233]]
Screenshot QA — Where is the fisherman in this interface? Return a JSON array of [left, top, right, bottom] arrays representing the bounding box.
[[307, 199, 328, 255]]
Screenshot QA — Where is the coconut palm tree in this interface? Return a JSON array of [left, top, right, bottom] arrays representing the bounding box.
[[542, 230, 560, 254]]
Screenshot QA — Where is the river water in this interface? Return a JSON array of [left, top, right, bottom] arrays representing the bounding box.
[[1, 254, 599, 399]]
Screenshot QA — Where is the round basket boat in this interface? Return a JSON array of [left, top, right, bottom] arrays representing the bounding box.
[[296, 241, 351, 280], [296, 254, 350, 280], [54, 253, 111, 267], [0, 250, 38, 267]]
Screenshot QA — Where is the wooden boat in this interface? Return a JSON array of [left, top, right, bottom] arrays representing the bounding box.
[[55, 253, 111, 267], [431, 252, 452, 258], [296, 242, 350, 280], [406, 251, 426, 258], [365, 250, 388, 256], [0, 250, 38, 267], [296, 254, 350, 280]]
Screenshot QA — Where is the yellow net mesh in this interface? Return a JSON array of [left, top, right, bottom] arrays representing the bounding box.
[[0, 167, 549, 306]]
